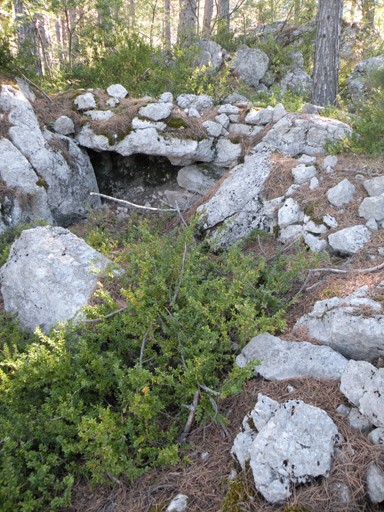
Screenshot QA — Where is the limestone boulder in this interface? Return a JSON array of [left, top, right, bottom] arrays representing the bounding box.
[[328, 225, 371, 256], [232, 394, 339, 504], [176, 94, 213, 112], [197, 152, 273, 247], [327, 179, 355, 207], [340, 360, 384, 428], [231, 47, 269, 88], [236, 332, 349, 381], [296, 286, 384, 360], [347, 56, 384, 98], [177, 164, 222, 195], [196, 39, 223, 71], [107, 84, 128, 99], [0, 226, 114, 333], [280, 68, 313, 96], [53, 116, 75, 135], [74, 92, 96, 110], [139, 102, 173, 121], [255, 114, 352, 157]]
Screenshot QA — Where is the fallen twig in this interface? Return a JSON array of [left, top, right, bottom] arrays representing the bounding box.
[[179, 390, 200, 445], [139, 329, 150, 366], [82, 306, 128, 324], [90, 192, 177, 212]]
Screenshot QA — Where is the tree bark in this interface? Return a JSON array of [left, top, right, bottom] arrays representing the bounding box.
[[177, 0, 197, 44], [311, 0, 343, 106], [218, 0, 229, 35], [164, 0, 171, 49], [202, 0, 213, 37], [362, 0, 375, 27], [13, 0, 43, 74]]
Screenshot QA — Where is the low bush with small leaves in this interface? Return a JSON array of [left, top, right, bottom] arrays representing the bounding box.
[[0, 214, 318, 510]]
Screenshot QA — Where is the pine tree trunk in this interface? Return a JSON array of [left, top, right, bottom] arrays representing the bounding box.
[[177, 0, 197, 44], [164, 0, 171, 49], [311, 0, 343, 106], [13, 0, 43, 74], [362, 0, 375, 26], [218, 0, 229, 35], [202, 0, 213, 38]]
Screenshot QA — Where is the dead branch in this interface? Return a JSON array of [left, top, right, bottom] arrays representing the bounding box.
[[139, 329, 150, 366], [179, 390, 200, 445], [82, 306, 128, 324], [90, 192, 177, 212]]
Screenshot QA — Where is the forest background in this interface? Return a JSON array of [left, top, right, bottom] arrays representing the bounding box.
[[2, 0, 384, 98]]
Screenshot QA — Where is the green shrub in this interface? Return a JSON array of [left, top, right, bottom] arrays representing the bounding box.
[[0, 214, 317, 510]]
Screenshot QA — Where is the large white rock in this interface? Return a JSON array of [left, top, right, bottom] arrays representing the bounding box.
[[359, 194, 384, 222], [327, 179, 355, 207], [278, 198, 303, 228], [231, 47, 269, 87], [53, 115, 75, 135], [84, 110, 115, 121], [176, 94, 213, 111], [0, 85, 100, 226], [236, 332, 349, 380], [363, 176, 384, 196], [107, 84, 128, 99], [196, 39, 223, 71], [0, 226, 113, 333], [202, 120, 222, 137], [255, 114, 352, 157], [304, 232, 327, 252], [366, 465, 384, 504], [197, 152, 272, 247], [213, 139, 242, 168], [296, 286, 384, 360], [328, 225, 371, 256], [74, 92, 96, 110], [280, 68, 313, 95], [167, 494, 189, 512], [232, 395, 339, 504], [245, 106, 274, 125], [292, 164, 317, 185], [139, 102, 173, 121], [340, 360, 384, 428]]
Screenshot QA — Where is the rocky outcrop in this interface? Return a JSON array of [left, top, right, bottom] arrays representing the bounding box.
[[254, 113, 352, 157], [0, 226, 113, 333], [0, 84, 100, 229]]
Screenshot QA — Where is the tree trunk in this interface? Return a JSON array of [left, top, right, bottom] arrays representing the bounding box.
[[202, 0, 213, 38], [294, 0, 301, 25], [218, 0, 229, 35], [13, 0, 43, 74], [177, 0, 197, 44], [362, 0, 375, 26], [164, 0, 171, 49], [311, 0, 343, 106]]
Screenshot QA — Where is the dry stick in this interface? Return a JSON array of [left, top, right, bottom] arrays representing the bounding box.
[[82, 306, 128, 324], [139, 329, 150, 366], [174, 200, 188, 228], [170, 243, 188, 307], [179, 389, 200, 445], [295, 261, 384, 297], [257, 234, 267, 258], [106, 472, 121, 485], [90, 192, 177, 212]]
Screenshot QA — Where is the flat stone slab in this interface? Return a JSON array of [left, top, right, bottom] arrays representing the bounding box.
[[236, 332, 349, 380]]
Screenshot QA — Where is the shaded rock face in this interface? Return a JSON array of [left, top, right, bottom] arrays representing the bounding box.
[[0, 85, 100, 228], [231, 394, 339, 504], [88, 150, 181, 196], [0, 226, 112, 333]]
